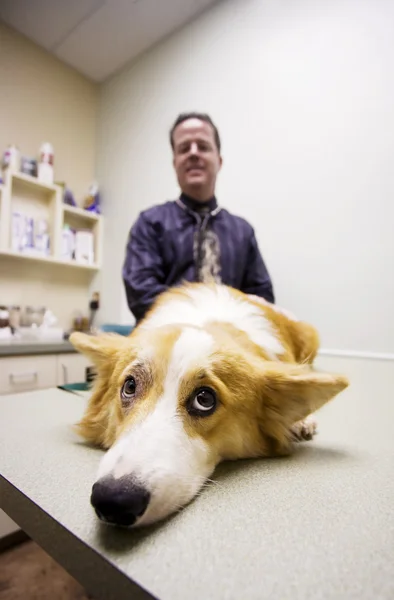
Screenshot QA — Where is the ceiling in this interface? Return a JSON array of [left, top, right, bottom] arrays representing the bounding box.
[[0, 0, 218, 82]]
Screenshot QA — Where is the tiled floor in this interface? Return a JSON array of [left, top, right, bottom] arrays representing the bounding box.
[[0, 540, 92, 600]]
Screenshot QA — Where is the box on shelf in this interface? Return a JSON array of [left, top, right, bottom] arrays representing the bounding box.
[[75, 230, 94, 265], [11, 211, 50, 256], [61, 225, 75, 261]]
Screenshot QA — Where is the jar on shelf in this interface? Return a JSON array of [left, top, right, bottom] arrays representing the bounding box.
[[23, 306, 46, 327], [9, 306, 21, 330], [38, 142, 54, 184], [2, 144, 20, 173], [0, 306, 10, 328]]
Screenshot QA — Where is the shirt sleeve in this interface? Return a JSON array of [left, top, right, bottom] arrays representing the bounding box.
[[241, 228, 275, 303], [122, 212, 168, 321]]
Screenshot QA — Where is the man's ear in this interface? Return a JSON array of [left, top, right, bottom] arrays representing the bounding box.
[[69, 332, 129, 368], [260, 363, 349, 450]]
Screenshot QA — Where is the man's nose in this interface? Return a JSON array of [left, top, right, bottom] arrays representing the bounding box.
[[189, 142, 199, 155], [90, 476, 150, 527]]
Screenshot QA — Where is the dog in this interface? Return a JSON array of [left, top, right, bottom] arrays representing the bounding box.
[[70, 283, 348, 528]]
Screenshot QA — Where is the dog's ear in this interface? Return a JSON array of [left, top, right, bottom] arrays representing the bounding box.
[[70, 332, 130, 448], [259, 363, 348, 452], [69, 332, 128, 368]]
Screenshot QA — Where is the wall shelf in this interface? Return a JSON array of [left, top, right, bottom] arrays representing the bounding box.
[[0, 169, 103, 271], [0, 249, 100, 271], [63, 204, 100, 222], [11, 171, 60, 193]]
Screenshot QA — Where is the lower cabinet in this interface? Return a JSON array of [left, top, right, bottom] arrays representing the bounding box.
[[0, 351, 91, 542]]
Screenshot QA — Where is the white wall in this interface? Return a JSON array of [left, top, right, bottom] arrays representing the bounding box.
[[97, 0, 394, 354]]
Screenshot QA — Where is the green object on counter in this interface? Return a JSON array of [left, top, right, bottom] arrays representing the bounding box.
[[99, 324, 134, 336], [58, 382, 91, 393]]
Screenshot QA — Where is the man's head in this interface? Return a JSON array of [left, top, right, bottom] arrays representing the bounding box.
[[170, 112, 223, 202]]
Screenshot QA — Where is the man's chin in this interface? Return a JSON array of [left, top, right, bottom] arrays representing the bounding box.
[[185, 175, 206, 187]]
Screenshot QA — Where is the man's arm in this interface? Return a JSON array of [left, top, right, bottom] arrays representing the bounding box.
[[122, 213, 168, 321], [241, 228, 275, 303]]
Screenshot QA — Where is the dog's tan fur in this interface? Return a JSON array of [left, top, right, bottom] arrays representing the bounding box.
[[72, 284, 347, 458]]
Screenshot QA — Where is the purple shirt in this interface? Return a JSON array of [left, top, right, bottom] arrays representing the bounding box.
[[123, 196, 275, 321]]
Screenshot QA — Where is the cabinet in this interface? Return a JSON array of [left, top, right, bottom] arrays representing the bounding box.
[[56, 353, 91, 387], [0, 351, 91, 541], [0, 511, 19, 541], [0, 354, 58, 395], [0, 352, 91, 395]]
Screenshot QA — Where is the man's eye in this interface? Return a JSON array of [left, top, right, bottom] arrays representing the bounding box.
[[121, 377, 136, 400]]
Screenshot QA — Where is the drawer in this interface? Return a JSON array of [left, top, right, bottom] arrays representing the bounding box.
[[0, 510, 20, 539], [56, 353, 91, 386], [0, 355, 58, 395]]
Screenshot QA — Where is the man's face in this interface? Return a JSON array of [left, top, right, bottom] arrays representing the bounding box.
[[172, 118, 222, 201]]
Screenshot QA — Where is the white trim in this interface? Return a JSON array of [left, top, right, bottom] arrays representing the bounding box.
[[319, 349, 394, 361]]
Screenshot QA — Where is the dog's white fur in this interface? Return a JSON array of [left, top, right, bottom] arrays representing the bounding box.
[[97, 327, 215, 525]]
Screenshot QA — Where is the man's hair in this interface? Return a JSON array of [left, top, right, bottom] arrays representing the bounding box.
[[169, 112, 221, 152]]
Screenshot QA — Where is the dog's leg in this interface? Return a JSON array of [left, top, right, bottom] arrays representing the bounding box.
[[290, 415, 317, 442]]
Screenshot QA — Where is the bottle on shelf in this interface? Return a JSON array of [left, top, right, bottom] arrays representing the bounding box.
[[37, 142, 54, 184]]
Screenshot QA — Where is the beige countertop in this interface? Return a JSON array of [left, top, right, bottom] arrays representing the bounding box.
[[0, 340, 76, 357], [0, 355, 393, 600]]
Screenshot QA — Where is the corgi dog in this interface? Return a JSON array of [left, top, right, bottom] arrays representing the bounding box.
[[70, 283, 348, 528]]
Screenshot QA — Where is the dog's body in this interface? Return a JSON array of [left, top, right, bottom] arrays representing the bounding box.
[[71, 283, 348, 527]]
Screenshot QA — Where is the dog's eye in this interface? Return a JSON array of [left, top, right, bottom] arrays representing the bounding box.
[[121, 377, 136, 400], [188, 387, 217, 416]]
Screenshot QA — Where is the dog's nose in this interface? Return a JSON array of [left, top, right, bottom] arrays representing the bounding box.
[[90, 477, 150, 527]]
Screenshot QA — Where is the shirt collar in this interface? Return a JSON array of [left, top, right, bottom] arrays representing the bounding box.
[[179, 192, 218, 213]]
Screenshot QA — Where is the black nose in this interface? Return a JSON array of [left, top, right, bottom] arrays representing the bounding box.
[[90, 477, 150, 527]]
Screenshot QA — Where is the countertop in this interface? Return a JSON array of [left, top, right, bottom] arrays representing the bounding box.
[[0, 340, 76, 357], [0, 356, 393, 600]]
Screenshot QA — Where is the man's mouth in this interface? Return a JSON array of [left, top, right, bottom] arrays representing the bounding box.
[[186, 165, 204, 173]]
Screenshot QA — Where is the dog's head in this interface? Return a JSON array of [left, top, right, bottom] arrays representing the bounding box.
[[70, 324, 347, 527]]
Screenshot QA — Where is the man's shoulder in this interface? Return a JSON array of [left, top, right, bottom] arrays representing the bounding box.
[[136, 200, 177, 223], [219, 207, 254, 234]]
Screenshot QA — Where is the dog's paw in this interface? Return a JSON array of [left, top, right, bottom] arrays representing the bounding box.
[[290, 416, 317, 442]]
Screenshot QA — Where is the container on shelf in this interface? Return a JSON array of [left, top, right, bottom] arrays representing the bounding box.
[[21, 156, 38, 177], [0, 306, 10, 329], [2, 145, 20, 173], [9, 306, 21, 330], [22, 216, 35, 253], [22, 306, 46, 328], [0, 306, 12, 340], [34, 219, 50, 256], [11, 211, 25, 252], [61, 225, 75, 261], [37, 142, 54, 184], [75, 230, 94, 265]]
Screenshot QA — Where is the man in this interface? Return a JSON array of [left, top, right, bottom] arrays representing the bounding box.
[[123, 112, 274, 322]]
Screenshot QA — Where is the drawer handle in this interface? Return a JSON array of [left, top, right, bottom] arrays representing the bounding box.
[[9, 371, 38, 383], [62, 364, 69, 385]]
